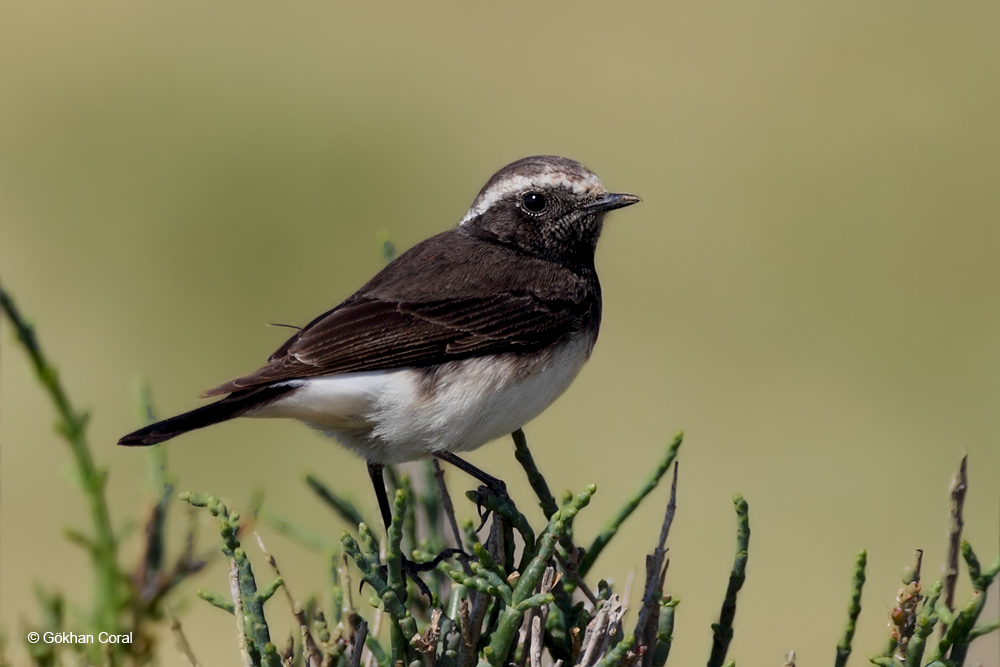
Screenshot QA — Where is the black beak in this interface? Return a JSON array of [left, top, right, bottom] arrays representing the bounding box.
[[582, 192, 642, 212]]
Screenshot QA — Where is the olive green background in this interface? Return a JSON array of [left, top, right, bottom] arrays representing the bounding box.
[[2, 1, 999, 665]]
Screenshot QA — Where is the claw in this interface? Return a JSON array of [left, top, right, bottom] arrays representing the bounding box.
[[411, 547, 469, 571], [473, 481, 513, 532], [360, 549, 468, 600], [475, 486, 492, 532], [404, 560, 433, 599], [404, 548, 470, 600]]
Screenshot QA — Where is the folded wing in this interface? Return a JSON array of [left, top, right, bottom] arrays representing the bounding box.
[[203, 291, 582, 396]]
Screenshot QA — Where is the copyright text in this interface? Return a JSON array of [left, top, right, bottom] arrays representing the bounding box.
[[27, 632, 133, 644]]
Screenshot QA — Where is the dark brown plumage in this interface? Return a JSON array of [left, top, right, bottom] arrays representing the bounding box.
[[203, 233, 599, 396], [118, 155, 638, 452]]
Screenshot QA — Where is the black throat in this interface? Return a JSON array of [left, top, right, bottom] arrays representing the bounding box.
[[460, 209, 603, 274]]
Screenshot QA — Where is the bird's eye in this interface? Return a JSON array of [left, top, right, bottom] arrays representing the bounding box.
[[522, 192, 547, 214]]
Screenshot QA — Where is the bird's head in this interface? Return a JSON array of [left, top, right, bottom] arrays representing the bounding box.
[[459, 156, 640, 266]]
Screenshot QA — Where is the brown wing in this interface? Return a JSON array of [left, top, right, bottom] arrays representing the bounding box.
[[203, 292, 582, 396], [203, 228, 600, 396]]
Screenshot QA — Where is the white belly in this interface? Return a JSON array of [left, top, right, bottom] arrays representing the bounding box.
[[253, 336, 592, 463]]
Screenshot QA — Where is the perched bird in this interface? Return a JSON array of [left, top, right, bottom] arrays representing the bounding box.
[[119, 155, 639, 536]]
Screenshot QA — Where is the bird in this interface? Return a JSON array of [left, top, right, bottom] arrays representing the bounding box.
[[119, 155, 640, 541]]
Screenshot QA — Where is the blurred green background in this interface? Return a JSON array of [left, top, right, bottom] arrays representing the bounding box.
[[2, 1, 999, 665]]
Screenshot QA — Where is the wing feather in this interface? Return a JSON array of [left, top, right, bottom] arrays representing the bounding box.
[[203, 230, 598, 397], [203, 293, 581, 396]]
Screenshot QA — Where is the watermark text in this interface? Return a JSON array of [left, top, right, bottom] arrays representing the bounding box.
[[27, 631, 133, 645]]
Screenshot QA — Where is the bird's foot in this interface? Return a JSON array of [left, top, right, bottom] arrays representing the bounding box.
[[401, 558, 433, 600], [367, 548, 468, 600], [403, 548, 472, 599], [474, 480, 513, 532]]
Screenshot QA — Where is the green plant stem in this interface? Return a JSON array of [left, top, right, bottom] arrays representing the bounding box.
[[707, 495, 749, 667], [386, 490, 408, 603], [905, 581, 942, 667], [963, 542, 1000, 592], [635, 461, 679, 666], [598, 635, 636, 667], [480, 485, 596, 667], [365, 634, 389, 667], [305, 474, 368, 530], [579, 432, 682, 579], [259, 509, 335, 553], [512, 429, 558, 519], [928, 592, 983, 665], [464, 489, 536, 565], [835, 550, 868, 667], [929, 541, 1000, 666], [197, 589, 236, 614], [1, 287, 122, 635], [181, 492, 280, 667], [966, 619, 999, 640], [134, 384, 173, 592], [396, 471, 419, 559], [651, 598, 679, 667], [341, 491, 419, 665]]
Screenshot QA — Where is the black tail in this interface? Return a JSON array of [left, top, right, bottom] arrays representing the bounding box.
[[118, 385, 295, 446]]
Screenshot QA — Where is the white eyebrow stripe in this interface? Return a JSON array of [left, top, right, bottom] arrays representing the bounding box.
[[459, 171, 603, 225]]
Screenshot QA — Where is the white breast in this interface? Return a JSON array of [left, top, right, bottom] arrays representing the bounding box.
[[253, 336, 593, 464]]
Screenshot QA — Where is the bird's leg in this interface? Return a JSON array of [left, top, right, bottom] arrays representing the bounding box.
[[365, 461, 463, 599], [433, 452, 508, 494], [433, 452, 511, 531], [367, 462, 393, 530]]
